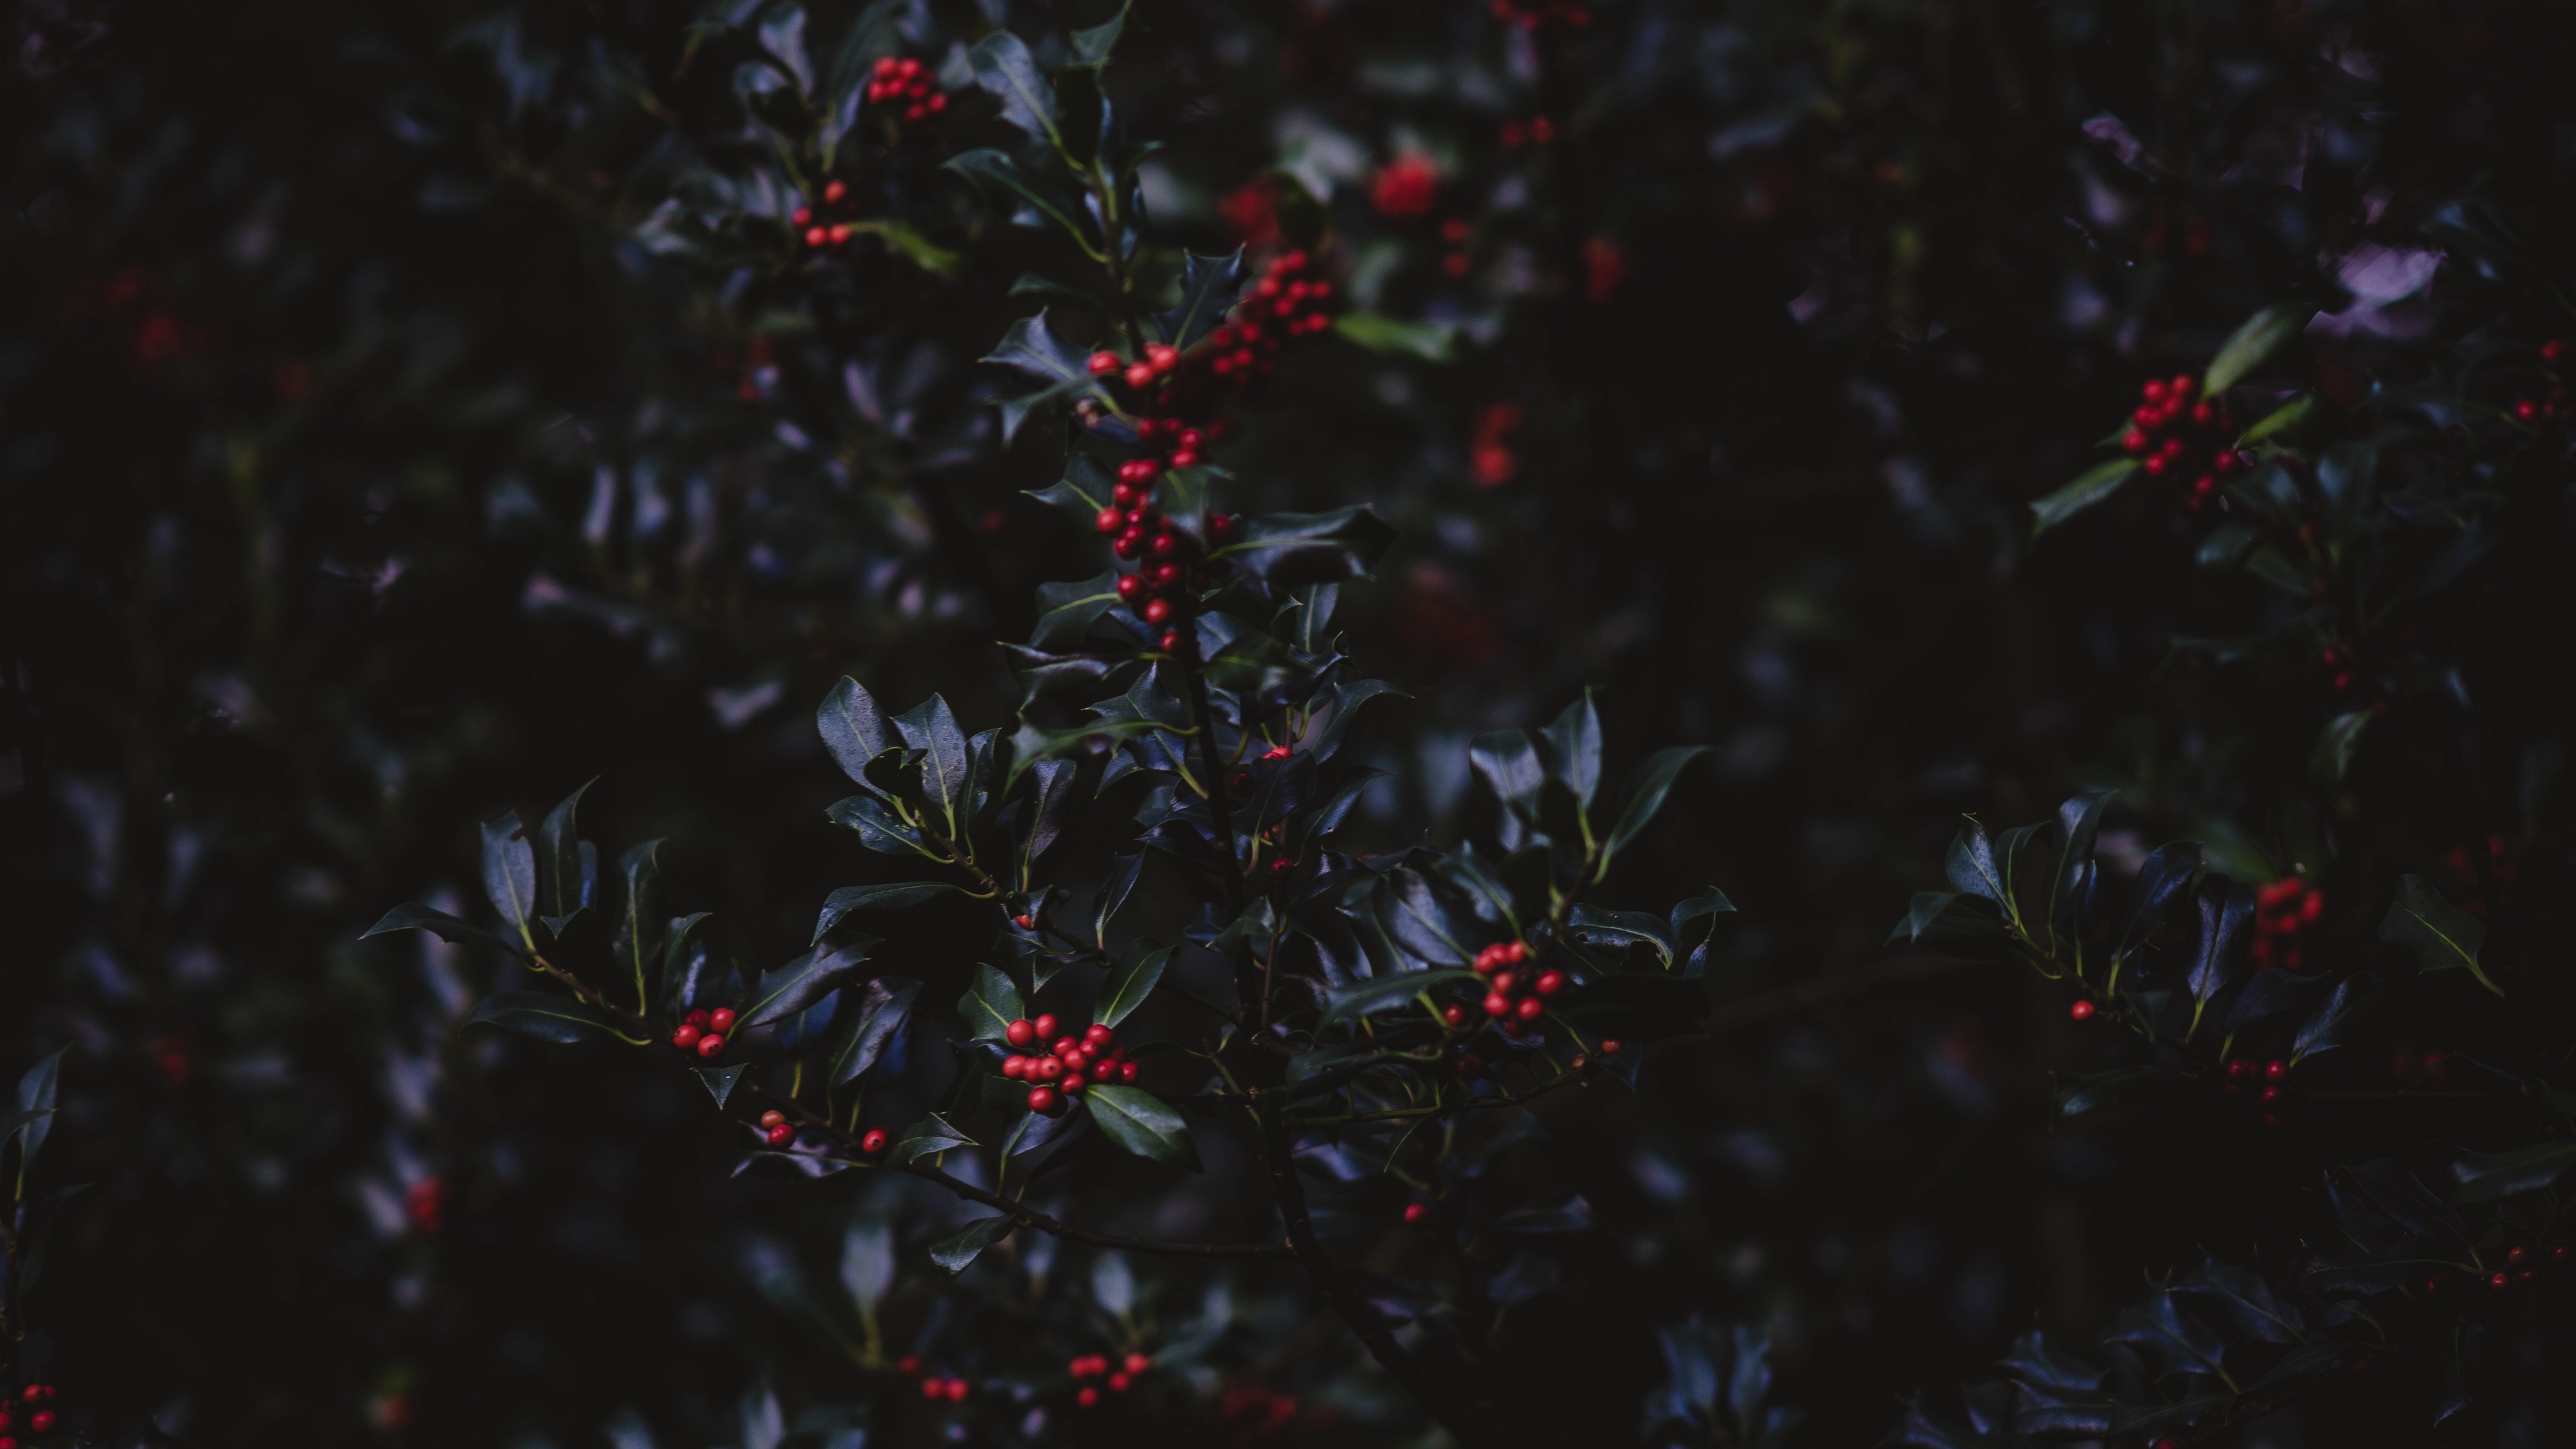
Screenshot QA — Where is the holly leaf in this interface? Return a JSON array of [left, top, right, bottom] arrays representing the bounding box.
[[1318, 969, 1479, 1029], [694, 1063, 747, 1108], [1031, 572, 1122, 651], [2204, 303, 2315, 394], [967, 30, 1058, 145], [362, 902, 531, 962], [819, 678, 898, 789], [2379, 874, 2499, 996], [1602, 746, 1708, 871], [464, 990, 622, 1044], [2451, 1140, 2576, 1203], [891, 1111, 976, 1165], [537, 778, 598, 922], [813, 883, 964, 945], [1094, 945, 1167, 1029], [829, 976, 922, 1086], [1081, 1083, 1197, 1169], [481, 811, 539, 947], [930, 1214, 1014, 1273], [740, 938, 877, 1031], [2030, 458, 2142, 537], [1159, 248, 1243, 350], [959, 963, 1024, 1041], [1216, 507, 1398, 586]]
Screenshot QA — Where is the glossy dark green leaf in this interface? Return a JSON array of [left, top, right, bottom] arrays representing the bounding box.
[[1317, 969, 1478, 1029], [2029, 458, 2140, 537], [2451, 1140, 2576, 1203], [2204, 303, 2314, 393], [1217, 507, 1398, 586], [465, 990, 621, 1044], [1566, 905, 1676, 968], [959, 963, 1024, 1041], [1470, 729, 1544, 818], [2237, 392, 2318, 445], [1095, 945, 1167, 1029], [1024, 758, 1078, 863], [2314, 709, 2373, 784], [1093, 849, 1144, 949], [741, 938, 876, 1031], [2176, 1258, 2303, 1344], [1542, 692, 1603, 810], [660, 912, 713, 1012], [967, 30, 1058, 144], [361, 901, 531, 962], [1286, 583, 1341, 653], [945, 150, 1091, 249], [2115, 842, 2202, 961], [615, 840, 665, 1010], [537, 777, 597, 920], [481, 811, 538, 945], [929, 1214, 1014, 1274], [893, 695, 969, 824], [1603, 746, 1707, 867], [11, 1048, 65, 1185], [826, 795, 935, 857], [1159, 248, 1242, 349], [2104, 1289, 2227, 1381], [2184, 878, 2254, 1007], [1944, 820, 2004, 905], [1333, 311, 1456, 360], [2290, 974, 2385, 1062], [829, 976, 921, 1086], [1031, 572, 1122, 651], [813, 883, 964, 944], [1081, 1083, 1196, 1169], [982, 308, 1091, 390], [2379, 874, 2497, 995], [1495, 1195, 1593, 1232], [819, 678, 898, 789], [694, 1063, 747, 1108], [1888, 891, 1962, 945], [2049, 792, 2112, 932], [1065, 3, 1128, 67], [890, 1111, 976, 1165]]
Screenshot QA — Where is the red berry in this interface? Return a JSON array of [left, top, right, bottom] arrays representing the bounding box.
[[1002, 1055, 1027, 1080], [1085, 1023, 1116, 1049], [2068, 999, 2096, 1022], [709, 1008, 737, 1033], [1142, 598, 1171, 625], [1483, 992, 1513, 1018], [1160, 630, 1184, 652], [2508, 1246, 2531, 1269], [1077, 1387, 1099, 1408], [1456, 1052, 1486, 1079], [1269, 857, 1294, 877], [1014, 913, 1035, 930], [759, 1109, 787, 1128], [1062, 1072, 1088, 1094], [897, 1356, 921, 1375], [1534, 970, 1566, 996], [1034, 1055, 1064, 1082], [1097, 506, 1126, 535], [2516, 400, 2540, 423], [1028, 1087, 1063, 1115], [1514, 996, 1544, 1022], [1117, 1061, 1138, 1083], [1088, 352, 1119, 376], [671, 1024, 702, 1049], [686, 1009, 711, 1028], [697, 1033, 726, 1058], [1108, 1372, 1131, 1392], [1403, 1202, 1430, 1226], [28, 1417, 48, 1437], [1124, 362, 1156, 389], [2554, 1245, 2571, 1264], [2263, 1059, 2288, 1082], [1124, 1353, 1150, 1375], [1490, 971, 1517, 995], [920, 1379, 945, 1400], [765, 1122, 795, 1148], [1006, 1018, 1037, 1047], [861, 1128, 890, 1156], [1116, 574, 1144, 600], [1034, 1014, 1060, 1040], [2491, 1271, 2512, 1293], [1598, 1038, 1622, 1055], [804, 226, 828, 248], [1442, 1004, 1466, 1026]]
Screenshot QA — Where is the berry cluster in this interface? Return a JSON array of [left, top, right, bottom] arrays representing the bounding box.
[[863, 54, 947, 129], [670, 1006, 735, 1058], [2509, 337, 2570, 430], [2445, 834, 2518, 916], [1459, 938, 1564, 1030], [404, 1174, 447, 1234], [1068, 1351, 1152, 1407], [2251, 877, 2323, 971], [1498, 114, 1558, 149], [2222, 1057, 2295, 1130], [999, 1016, 1137, 1116], [1469, 400, 1523, 487], [0, 1384, 62, 1446], [898, 1358, 971, 1403], [791, 179, 871, 252], [1439, 217, 1475, 278], [1091, 483, 1234, 651], [2118, 374, 2245, 512]]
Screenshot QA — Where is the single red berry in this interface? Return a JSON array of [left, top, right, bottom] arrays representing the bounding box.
[[1534, 970, 1566, 996], [697, 1033, 727, 1058], [1442, 1004, 1466, 1026], [2554, 1244, 2571, 1264], [1144, 343, 1179, 371], [1483, 992, 1513, 1018], [1124, 1352, 1150, 1375], [2508, 1246, 2531, 1269], [1118, 1061, 1139, 1083], [1062, 1072, 1089, 1094], [2259, 1085, 2282, 1104], [1028, 1086, 1063, 1115], [1108, 1372, 1131, 1392], [709, 1008, 737, 1034], [1116, 574, 1144, 601], [897, 1355, 921, 1375], [2491, 1271, 2512, 1293], [1269, 857, 1293, 877], [1088, 352, 1119, 376], [1097, 506, 1126, 535], [920, 1379, 945, 1401], [861, 1128, 891, 1156], [2516, 400, 2540, 423], [2519, 1267, 2539, 1284], [671, 1024, 702, 1049], [1033, 1055, 1064, 1082], [2264, 1059, 2288, 1082], [1034, 1013, 1059, 1040], [1490, 971, 1517, 995], [685, 1008, 711, 1028], [1006, 1018, 1037, 1047], [1514, 996, 1544, 1022], [1598, 1038, 1622, 1055], [28, 1417, 50, 1437], [1456, 1052, 1486, 1079], [1085, 1023, 1116, 1049], [1403, 1202, 1430, 1226], [1077, 1387, 1099, 1408], [2544, 339, 2568, 364], [1002, 1055, 1028, 1080], [2068, 999, 2096, 1021], [765, 1122, 795, 1148], [1142, 598, 1171, 625], [1014, 913, 1035, 930], [1124, 362, 1155, 389], [759, 1109, 786, 1129]]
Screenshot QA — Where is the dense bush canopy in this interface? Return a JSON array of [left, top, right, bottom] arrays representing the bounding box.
[[6, 0, 2576, 1445]]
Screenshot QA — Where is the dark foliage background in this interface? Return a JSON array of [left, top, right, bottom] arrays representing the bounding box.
[[5, 0, 2575, 1445]]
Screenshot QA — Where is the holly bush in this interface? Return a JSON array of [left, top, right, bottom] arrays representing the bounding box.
[[8, 0, 2576, 1445]]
